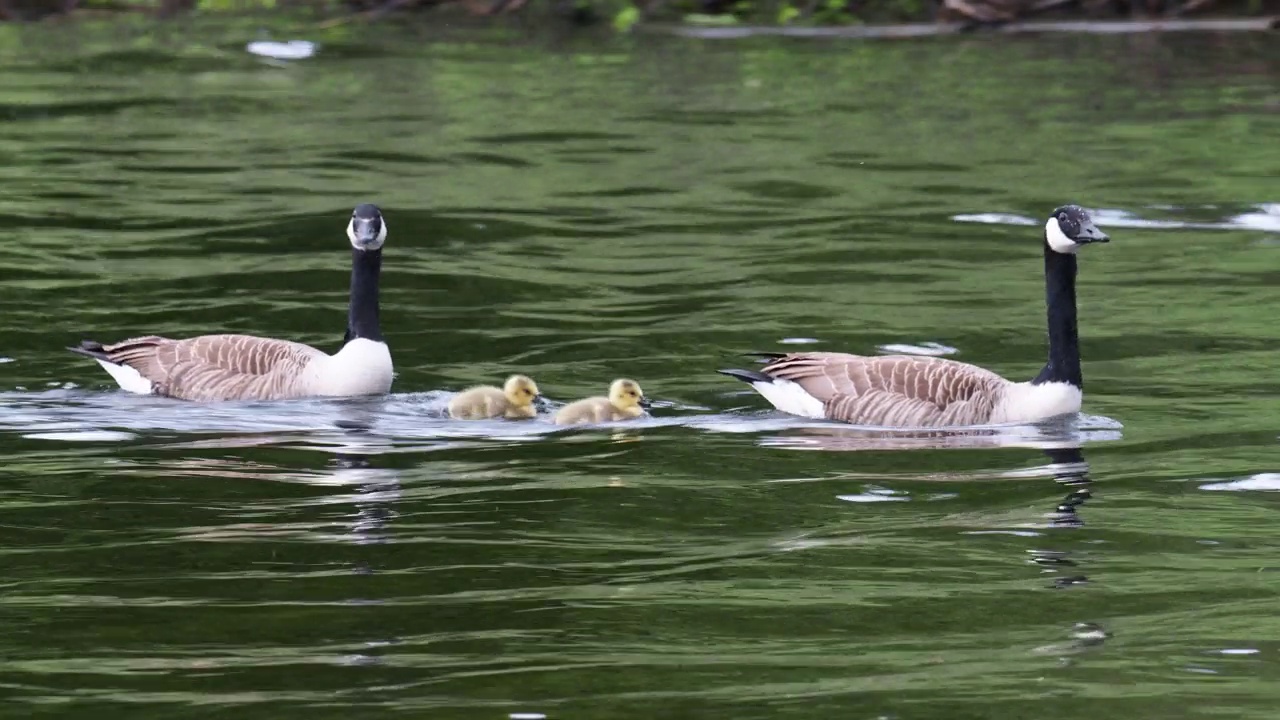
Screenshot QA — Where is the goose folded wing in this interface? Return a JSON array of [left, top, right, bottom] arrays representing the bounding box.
[[103, 334, 324, 401], [104, 334, 319, 375], [760, 352, 1005, 426]]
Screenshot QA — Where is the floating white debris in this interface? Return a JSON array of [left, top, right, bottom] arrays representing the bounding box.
[[1070, 624, 1108, 641], [837, 487, 908, 503], [0, 356, 13, 363], [952, 212, 1037, 226], [877, 341, 958, 357], [246, 40, 318, 61], [1216, 648, 1260, 655], [779, 337, 820, 345], [1199, 473, 1280, 492], [1234, 203, 1280, 232], [23, 430, 137, 442], [837, 493, 908, 503], [510, 714, 547, 720]]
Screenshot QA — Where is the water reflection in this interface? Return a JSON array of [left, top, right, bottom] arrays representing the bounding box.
[[0, 386, 1127, 453], [157, 420, 403, 547], [1032, 445, 1108, 659], [737, 414, 1122, 453], [1044, 446, 1093, 532], [1037, 446, 1094, 596]]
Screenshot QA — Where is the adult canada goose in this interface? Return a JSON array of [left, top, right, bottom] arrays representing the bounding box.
[[554, 378, 650, 425], [448, 374, 542, 420], [719, 205, 1110, 428], [67, 204, 395, 402]]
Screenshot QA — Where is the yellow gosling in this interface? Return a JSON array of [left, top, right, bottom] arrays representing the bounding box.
[[447, 374, 541, 420], [554, 378, 649, 426]]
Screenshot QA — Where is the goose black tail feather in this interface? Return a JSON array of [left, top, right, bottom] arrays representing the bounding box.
[[718, 368, 774, 385], [67, 340, 110, 362]]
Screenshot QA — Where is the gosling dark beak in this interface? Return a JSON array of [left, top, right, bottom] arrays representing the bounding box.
[[533, 395, 551, 412], [638, 397, 653, 410], [352, 218, 381, 249], [1075, 220, 1110, 244]]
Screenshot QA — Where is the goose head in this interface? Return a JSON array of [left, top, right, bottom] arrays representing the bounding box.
[[608, 378, 650, 411], [502, 374, 541, 409], [348, 203, 387, 251], [1045, 205, 1109, 255]]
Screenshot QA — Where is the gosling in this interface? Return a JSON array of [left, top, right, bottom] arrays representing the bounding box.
[[447, 374, 541, 420], [554, 378, 650, 426]]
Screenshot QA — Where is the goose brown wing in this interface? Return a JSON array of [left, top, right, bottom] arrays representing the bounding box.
[[760, 352, 1009, 426], [100, 334, 325, 401]]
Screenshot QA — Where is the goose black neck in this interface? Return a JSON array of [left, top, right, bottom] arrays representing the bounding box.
[[1031, 240, 1082, 389], [344, 248, 383, 344]]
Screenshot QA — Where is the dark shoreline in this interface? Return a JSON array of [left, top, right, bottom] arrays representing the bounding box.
[[652, 16, 1278, 38], [0, 0, 1277, 36]]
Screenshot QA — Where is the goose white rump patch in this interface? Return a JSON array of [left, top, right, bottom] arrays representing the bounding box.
[[95, 359, 154, 395], [747, 378, 826, 419], [993, 381, 1082, 424]]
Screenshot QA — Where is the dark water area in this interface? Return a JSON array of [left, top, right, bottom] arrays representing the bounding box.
[[0, 23, 1278, 719]]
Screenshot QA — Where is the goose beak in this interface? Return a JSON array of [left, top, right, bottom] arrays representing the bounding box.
[[1075, 220, 1109, 244], [533, 395, 551, 412], [638, 397, 652, 410], [352, 219, 379, 247]]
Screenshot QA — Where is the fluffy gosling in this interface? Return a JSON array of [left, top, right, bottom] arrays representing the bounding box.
[[448, 374, 541, 420], [554, 378, 650, 426]]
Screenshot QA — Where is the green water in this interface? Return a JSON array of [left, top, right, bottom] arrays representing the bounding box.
[[1, 22, 1279, 719]]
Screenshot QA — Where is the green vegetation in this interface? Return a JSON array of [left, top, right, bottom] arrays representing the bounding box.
[[0, 0, 1276, 31]]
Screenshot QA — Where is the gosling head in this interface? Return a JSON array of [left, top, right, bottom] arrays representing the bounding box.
[[502, 374, 541, 408], [347, 203, 386, 251], [608, 378, 650, 411], [1044, 205, 1109, 255]]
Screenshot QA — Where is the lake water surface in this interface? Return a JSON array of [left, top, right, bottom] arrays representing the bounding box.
[[1, 22, 1279, 719]]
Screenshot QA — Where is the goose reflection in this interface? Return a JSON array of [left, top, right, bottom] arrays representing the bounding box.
[[1028, 444, 1110, 661], [160, 409, 403, 546], [742, 414, 1122, 453], [164, 452, 402, 546], [1043, 445, 1092, 531], [1031, 445, 1094, 591]]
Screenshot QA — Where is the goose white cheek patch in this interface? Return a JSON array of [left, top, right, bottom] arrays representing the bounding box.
[[1045, 217, 1079, 254], [346, 219, 388, 250]]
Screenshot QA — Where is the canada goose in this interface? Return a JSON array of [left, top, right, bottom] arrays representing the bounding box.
[[553, 378, 650, 425], [447, 374, 542, 420], [719, 205, 1110, 428], [67, 204, 395, 402]]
